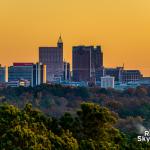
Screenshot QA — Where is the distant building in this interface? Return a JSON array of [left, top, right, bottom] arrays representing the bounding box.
[[61, 81, 88, 87], [39, 36, 64, 82], [104, 67, 124, 82], [104, 67, 142, 83], [33, 62, 47, 86], [63, 62, 71, 81], [7, 79, 30, 88], [0, 65, 6, 83], [140, 77, 150, 85], [101, 76, 115, 89], [122, 70, 142, 83], [95, 67, 105, 81], [72, 45, 103, 82], [8, 62, 46, 87], [114, 82, 140, 90]]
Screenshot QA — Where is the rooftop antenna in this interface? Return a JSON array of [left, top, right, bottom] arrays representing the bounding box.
[[123, 63, 125, 69]]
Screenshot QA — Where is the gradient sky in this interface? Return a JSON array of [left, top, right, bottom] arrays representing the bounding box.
[[0, 0, 150, 76]]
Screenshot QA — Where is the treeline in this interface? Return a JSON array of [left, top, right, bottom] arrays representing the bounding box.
[[0, 102, 149, 150], [0, 84, 150, 118], [0, 84, 150, 144]]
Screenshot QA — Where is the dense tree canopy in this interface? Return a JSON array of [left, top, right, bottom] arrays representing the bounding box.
[[0, 85, 150, 149], [0, 102, 149, 149]]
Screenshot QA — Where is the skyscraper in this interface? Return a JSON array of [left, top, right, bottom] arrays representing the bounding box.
[[72, 46, 103, 82], [39, 36, 64, 82]]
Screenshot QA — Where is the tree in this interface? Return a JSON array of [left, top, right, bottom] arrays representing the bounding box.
[[60, 103, 126, 149], [135, 87, 148, 97], [0, 103, 52, 150]]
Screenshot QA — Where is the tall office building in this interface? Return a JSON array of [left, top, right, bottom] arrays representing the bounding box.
[[72, 46, 103, 82], [63, 61, 71, 81], [8, 63, 46, 87], [0, 65, 6, 83], [39, 36, 64, 82]]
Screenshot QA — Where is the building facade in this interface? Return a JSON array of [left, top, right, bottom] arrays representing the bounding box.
[[33, 63, 47, 86], [7, 79, 30, 88], [122, 70, 142, 83], [101, 76, 115, 89], [63, 61, 71, 81], [0, 65, 6, 83], [104, 67, 142, 83], [104, 67, 124, 82], [39, 36, 64, 82], [72, 45, 103, 82], [8, 62, 46, 87], [95, 67, 105, 81]]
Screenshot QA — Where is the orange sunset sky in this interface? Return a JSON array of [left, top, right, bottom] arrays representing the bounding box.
[[0, 0, 150, 76]]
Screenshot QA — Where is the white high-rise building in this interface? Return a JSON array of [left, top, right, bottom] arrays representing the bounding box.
[[101, 76, 115, 89]]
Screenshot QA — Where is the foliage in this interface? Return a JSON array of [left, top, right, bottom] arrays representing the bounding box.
[[0, 103, 78, 150], [0, 85, 150, 149], [0, 102, 134, 150]]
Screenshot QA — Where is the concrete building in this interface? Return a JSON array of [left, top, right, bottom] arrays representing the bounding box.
[[8, 62, 46, 87], [104, 67, 124, 82], [72, 45, 103, 82], [0, 65, 6, 83], [63, 61, 71, 81], [101, 76, 115, 89], [39, 36, 64, 82], [122, 70, 142, 83], [104, 67, 142, 83]]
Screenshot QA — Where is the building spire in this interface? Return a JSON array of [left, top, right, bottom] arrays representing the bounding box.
[[58, 34, 63, 44], [57, 34, 63, 49]]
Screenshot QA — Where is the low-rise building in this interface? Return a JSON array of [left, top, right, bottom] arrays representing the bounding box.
[[101, 76, 115, 89], [122, 70, 142, 83], [8, 62, 46, 87], [7, 79, 30, 87]]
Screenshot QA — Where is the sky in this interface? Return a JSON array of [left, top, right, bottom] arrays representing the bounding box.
[[0, 0, 150, 76]]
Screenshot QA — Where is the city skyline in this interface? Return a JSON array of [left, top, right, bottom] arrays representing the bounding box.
[[0, 35, 148, 77], [0, 0, 150, 76]]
